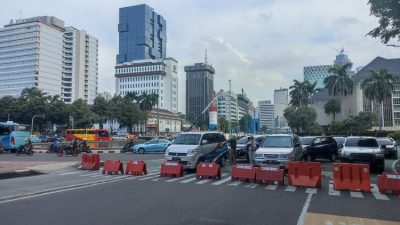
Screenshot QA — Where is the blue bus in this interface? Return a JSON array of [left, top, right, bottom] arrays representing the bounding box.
[[0, 122, 31, 152]]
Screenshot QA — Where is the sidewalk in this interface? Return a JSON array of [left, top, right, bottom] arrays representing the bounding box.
[[0, 161, 79, 179]]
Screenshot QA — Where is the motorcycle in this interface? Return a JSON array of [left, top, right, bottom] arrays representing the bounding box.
[[16, 144, 34, 156], [120, 143, 133, 153], [79, 145, 92, 153], [57, 145, 79, 157]]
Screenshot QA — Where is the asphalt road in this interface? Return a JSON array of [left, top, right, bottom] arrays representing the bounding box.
[[0, 154, 399, 225]]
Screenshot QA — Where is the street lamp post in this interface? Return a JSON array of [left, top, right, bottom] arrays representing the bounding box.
[[229, 80, 232, 137], [31, 114, 45, 135]]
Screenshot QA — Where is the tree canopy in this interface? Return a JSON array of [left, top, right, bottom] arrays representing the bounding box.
[[368, 0, 400, 44]]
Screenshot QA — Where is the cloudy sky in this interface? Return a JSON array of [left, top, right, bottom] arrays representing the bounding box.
[[1, 0, 399, 113]]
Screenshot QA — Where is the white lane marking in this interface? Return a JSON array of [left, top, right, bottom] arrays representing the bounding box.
[[371, 184, 389, 200], [196, 173, 228, 184], [265, 184, 278, 191], [139, 174, 160, 181], [80, 171, 101, 177], [284, 186, 297, 192], [59, 171, 81, 176], [165, 174, 196, 183], [228, 181, 242, 186], [305, 188, 317, 194], [296, 193, 313, 225], [55, 170, 69, 173], [244, 183, 258, 189], [180, 177, 198, 183], [350, 191, 364, 198], [90, 174, 106, 178], [328, 183, 340, 196], [152, 178, 159, 181], [211, 177, 232, 186], [126, 171, 159, 180]]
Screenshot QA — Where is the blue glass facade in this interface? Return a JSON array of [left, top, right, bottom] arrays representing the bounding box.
[[117, 4, 166, 63]]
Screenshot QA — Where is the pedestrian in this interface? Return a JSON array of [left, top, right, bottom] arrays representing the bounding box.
[[246, 136, 257, 165], [228, 136, 237, 164]]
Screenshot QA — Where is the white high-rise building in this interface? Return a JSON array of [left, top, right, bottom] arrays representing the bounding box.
[[216, 90, 239, 123], [0, 16, 98, 103], [274, 88, 288, 127], [258, 100, 275, 129], [115, 58, 178, 113], [0, 16, 64, 98], [63, 27, 98, 104]]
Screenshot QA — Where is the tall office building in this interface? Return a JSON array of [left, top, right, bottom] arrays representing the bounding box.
[[63, 27, 98, 104], [273, 88, 288, 127], [115, 58, 178, 113], [117, 4, 166, 63], [185, 63, 215, 121], [303, 65, 332, 89], [0, 16, 64, 98], [216, 90, 239, 123], [0, 16, 98, 103], [258, 100, 275, 129]]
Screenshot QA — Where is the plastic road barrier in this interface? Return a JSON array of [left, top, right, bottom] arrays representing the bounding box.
[[333, 163, 370, 192], [288, 161, 322, 188], [125, 160, 147, 176], [102, 160, 124, 175], [81, 153, 100, 170], [196, 162, 221, 179], [160, 161, 183, 177], [378, 173, 400, 196], [255, 166, 285, 185], [231, 164, 256, 182]]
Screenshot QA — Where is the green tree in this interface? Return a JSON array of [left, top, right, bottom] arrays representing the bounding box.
[[92, 96, 112, 128], [186, 113, 196, 123], [289, 80, 317, 107], [361, 69, 394, 131], [0, 96, 17, 121], [113, 96, 146, 133], [70, 99, 99, 129], [324, 98, 341, 123], [138, 92, 159, 112], [47, 95, 70, 127], [367, 0, 400, 44], [357, 111, 376, 131], [284, 106, 317, 133], [218, 117, 229, 133], [324, 63, 353, 96], [260, 125, 268, 134]]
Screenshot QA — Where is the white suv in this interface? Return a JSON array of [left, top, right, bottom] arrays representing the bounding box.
[[254, 134, 302, 167]]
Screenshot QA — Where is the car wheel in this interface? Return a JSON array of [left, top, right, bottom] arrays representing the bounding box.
[[138, 148, 145, 154], [330, 153, 337, 162]]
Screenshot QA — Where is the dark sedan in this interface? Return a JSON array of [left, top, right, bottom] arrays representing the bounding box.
[[300, 136, 339, 161], [377, 137, 398, 159]]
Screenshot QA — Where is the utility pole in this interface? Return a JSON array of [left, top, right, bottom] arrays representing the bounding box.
[[157, 97, 160, 137], [31, 114, 45, 135], [229, 80, 232, 137]]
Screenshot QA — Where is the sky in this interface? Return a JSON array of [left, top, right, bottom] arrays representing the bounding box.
[[1, 0, 399, 113]]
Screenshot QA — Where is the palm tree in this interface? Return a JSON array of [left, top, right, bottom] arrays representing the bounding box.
[[139, 92, 159, 112], [324, 98, 341, 122], [361, 68, 394, 131], [124, 91, 140, 103], [324, 63, 353, 96], [289, 80, 318, 107], [21, 87, 49, 102]]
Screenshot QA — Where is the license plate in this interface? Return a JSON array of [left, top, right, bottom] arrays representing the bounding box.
[[172, 157, 180, 161], [265, 160, 278, 164]]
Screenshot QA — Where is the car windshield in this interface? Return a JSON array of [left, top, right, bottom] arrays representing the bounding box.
[[237, 137, 249, 144], [377, 139, 393, 145], [333, 137, 346, 144], [261, 136, 292, 148], [300, 137, 315, 145], [173, 134, 201, 145], [345, 138, 379, 147]]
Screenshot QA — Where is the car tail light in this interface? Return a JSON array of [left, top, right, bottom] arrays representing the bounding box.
[[11, 136, 15, 145]]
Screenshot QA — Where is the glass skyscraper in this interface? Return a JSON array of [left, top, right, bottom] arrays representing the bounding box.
[[117, 4, 167, 63]]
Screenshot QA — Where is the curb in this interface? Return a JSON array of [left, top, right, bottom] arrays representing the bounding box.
[[0, 169, 43, 180]]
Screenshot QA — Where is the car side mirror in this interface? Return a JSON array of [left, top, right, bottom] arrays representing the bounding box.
[[381, 145, 386, 149], [201, 140, 208, 145]]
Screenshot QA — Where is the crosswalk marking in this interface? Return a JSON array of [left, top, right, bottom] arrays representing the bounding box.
[[127, 171, 159, 180], [196, 173, 228, 184], [305, 188, 317, 194], [350, 191, 364, 198], [328, 183, 340, 196], [371, 184, 389, 200], [80, 172, 100, 177], [59, 171, 81, 176], [265, 184, 278, 190], [284, 186, 297, 192], [165, 174, 196, 183], [152, 178, 160, 181], [211, 177, 232, 186], [245, 183, 258, 189], [180, 177, 198, 183], [228, 181, 242, 186], [138, 173, 161, 181]]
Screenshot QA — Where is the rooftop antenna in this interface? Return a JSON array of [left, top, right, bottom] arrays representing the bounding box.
[[205, 49, 208, 65]]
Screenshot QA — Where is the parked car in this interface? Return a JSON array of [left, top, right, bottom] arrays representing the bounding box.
[[165, 132, 229, 169], [236, 136, 250, 159], [255, 135, 266, 148], [112, 135, 128, 141], [30, 135, 43, 143], [133, 139, 171, 154], [300, 136, 338, 161], [377, 137, 398, 159], [340, 136, 385, 172], [137, 136, 155, 141], [333, 136, 346, 154], [254, 134, 302, 167]]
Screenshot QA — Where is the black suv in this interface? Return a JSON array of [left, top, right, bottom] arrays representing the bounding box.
[[300, 136, 338, 161]]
